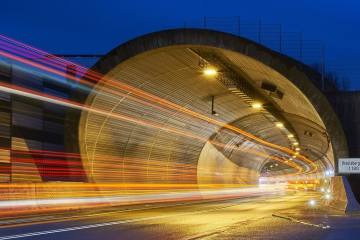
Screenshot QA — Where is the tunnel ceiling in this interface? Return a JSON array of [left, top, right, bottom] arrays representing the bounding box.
[[77, 29, 347, 184]]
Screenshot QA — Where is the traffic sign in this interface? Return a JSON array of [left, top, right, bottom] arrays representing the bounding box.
[[338, 158, 360, 174]]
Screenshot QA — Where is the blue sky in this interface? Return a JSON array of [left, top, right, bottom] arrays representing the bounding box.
[[1, 0, 360, 88]]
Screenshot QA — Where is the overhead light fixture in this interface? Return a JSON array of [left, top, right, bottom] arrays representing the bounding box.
[[251, 102, 262, 109], [275, 122, 284, 128], [293, 142, 299, 146], [288, 134, 294, 138], [203, 68, 217, 76], [308, 199, 316, 207], [295, 147, 300, 151]]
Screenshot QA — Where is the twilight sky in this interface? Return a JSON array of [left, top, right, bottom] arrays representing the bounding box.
[[1, 0, 359, 88]]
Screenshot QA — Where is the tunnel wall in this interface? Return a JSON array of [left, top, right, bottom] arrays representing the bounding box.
[[326, 91, 360, 204], [83, 28, 348, 166], [197, 142, 259, 185], [69, 29, 353, 209]]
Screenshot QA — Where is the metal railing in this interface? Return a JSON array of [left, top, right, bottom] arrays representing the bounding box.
[[60, 17, 354, 91]]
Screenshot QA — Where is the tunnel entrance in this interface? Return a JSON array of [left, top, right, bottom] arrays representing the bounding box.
[[73, 29, 353, 209]]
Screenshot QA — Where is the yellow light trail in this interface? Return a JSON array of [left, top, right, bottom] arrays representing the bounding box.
[[0, 81, 307, 177], [0, 50, 317, 174]]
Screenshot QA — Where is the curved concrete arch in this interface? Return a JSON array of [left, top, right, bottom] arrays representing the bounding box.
[[73, 29, 356, 210], [88, 28, 347, 163]]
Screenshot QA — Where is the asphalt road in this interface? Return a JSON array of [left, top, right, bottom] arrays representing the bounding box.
[[0, 191, 341, 240]]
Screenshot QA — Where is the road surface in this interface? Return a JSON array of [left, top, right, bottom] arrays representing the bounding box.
[[0, 191, 359, 240]]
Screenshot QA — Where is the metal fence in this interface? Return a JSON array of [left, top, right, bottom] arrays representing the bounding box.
[[182, 17, 325, 72], [65, 17, 353, 91]]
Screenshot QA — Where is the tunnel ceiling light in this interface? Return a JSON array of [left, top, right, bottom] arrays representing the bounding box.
[[203, 68, 218, 76], [275, 122, 284, 128], [325, 169, 334, 176], [288, 134, 294, 138], [295, 147, 300, 151], [293, 142, 299, 146], [308, 199, 316, 207], [251, 102, 262, 109]]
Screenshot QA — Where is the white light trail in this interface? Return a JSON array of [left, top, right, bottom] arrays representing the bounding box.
[[0, 185, 285, 209]]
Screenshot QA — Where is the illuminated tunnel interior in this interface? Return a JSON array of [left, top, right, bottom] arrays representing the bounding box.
[[73, 29, 347, 199], [80, 45, 330, 183]]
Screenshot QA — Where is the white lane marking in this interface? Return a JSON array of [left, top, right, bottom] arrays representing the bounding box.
[[0, 199, 249, 240]]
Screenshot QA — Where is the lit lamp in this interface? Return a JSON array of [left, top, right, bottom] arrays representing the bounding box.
[[251, 102, 262, 109], [203, 68, 217, 76]]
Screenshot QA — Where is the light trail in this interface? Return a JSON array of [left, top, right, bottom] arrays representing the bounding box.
[[8, 148, 302, 172], [0, 184, 286, 220], [0, 40, 318, 173], [0, 186, 281, 208], [0, 81, 305, 176]]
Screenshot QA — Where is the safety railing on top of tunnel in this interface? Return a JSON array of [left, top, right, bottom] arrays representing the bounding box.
[[62, 17, 351, 91]]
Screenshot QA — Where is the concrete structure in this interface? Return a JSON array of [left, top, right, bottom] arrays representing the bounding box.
[[69, 29, 356, 209], [327, 92, 360, 205]]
